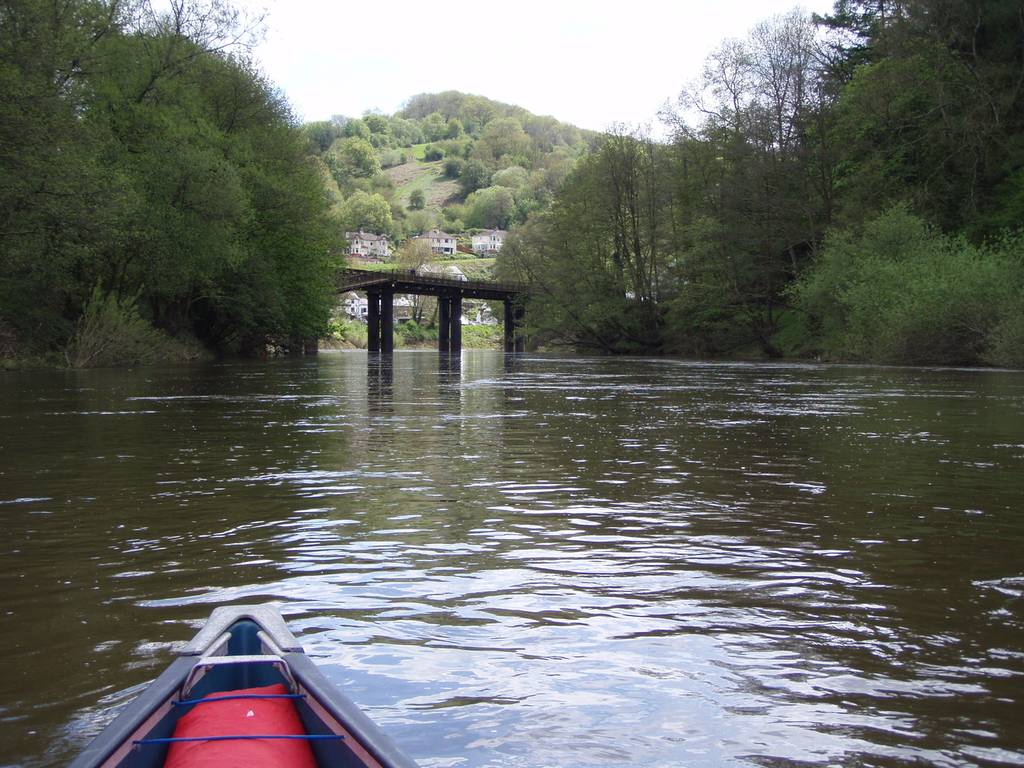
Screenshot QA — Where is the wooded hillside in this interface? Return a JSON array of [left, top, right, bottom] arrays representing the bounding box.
[[300, 91, 598, 244]]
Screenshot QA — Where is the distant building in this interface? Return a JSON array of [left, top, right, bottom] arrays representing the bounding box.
[[340, 292, 368, 320], [340, 292, 415, 322], [417, 264, 468, 282], [416, 229, 457, 256], [471, 229, 506, 255], [346, 231, 391, 259]]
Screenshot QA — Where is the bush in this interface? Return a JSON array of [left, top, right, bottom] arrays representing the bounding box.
[[795, 206, 1024, 366], [462, 324, 503, 349], [379, 149, 407, 169], [65, 285, 202, 367], [443, 157, 465, 179], [396, 320, 437, 345], [327, 318, 368, 348], [422, 144, 444, 162]]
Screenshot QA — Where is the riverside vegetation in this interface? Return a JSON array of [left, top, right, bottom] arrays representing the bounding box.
[[3, 0, 1022, 368], [1, 0, 346, 367], [498, 2, 1024, 367]]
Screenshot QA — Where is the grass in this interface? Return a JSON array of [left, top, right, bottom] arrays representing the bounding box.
[[345, 259, 398, 272], [382, 145, 461, 208]]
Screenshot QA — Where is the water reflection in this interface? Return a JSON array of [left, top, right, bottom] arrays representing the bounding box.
[[0, 354, 1022, 767]]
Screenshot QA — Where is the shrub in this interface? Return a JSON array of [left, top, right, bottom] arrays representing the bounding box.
[[327, 318, 368, 348], [396, 320, 437, 345], [795, 206, 1024, 366], [379, 149, 406, 168], [443, 157, 464, 179], [64, 285, 199, 368], [422, 145, 444, 162]]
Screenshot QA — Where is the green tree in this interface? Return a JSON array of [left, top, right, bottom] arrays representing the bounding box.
[[446, 117, 464, 139], [0, 0, 341, 359], [498, 128, 670, 353], [464, 186, 515, 229], [363, 112, 389, 134], [326, 136, 381, 180], [301, 121, 342, 153], [459, 159, 491, 195], [492, 165, 529, 191], [662, 10, 831, 356], [395, 238, 436, 323], [421, 111, 448, 142], [341, 117, 371, 139], [338, 190, 393, 233], [408, 189, 426, 210], [471, 117, 532, 168], [388, 116, 422, 146]]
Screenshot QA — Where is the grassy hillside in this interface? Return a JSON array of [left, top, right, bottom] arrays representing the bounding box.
[[385, 147, 460, 209]]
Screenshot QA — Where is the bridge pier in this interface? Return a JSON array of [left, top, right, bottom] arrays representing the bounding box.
[[504, 300, 525, 353], [366, 289, 394, 354], [437, 296, 462, 354], [438, 297, 450, 352], [451, 296, 462, 354], [381, 289, 394, 354], [367, 291, 380, 353]]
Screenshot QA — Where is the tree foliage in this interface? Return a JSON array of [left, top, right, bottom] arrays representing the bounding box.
[[338, 191, 393, 234], [794, 206, 1024, 366], [0, 0, 341, 360], [326, 136, 381, 180], [498, 2, 1024, 367]]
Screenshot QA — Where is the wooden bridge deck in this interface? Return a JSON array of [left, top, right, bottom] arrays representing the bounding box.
[[337, 268, 523, 302]]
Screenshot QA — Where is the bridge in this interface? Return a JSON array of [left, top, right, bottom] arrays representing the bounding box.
[[337, 268, 526, 354]]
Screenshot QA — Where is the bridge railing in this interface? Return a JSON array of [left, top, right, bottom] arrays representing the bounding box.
[[337, 267, 524, 296]]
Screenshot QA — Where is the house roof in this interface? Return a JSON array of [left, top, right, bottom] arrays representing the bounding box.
[[346, 231, 388, 242], [474, 229, 507, 237], [422, 228, 455, 240]]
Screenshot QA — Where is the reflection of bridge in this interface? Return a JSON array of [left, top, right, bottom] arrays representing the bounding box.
[[337, 268, 526, 354]]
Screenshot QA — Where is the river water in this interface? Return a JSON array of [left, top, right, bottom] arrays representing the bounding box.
[[1, 351, 1023, 767]]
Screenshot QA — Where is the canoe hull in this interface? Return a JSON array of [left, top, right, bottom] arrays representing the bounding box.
[[69, 605, 417, 768]]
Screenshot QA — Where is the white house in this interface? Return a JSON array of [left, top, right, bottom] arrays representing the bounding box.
[[417, 229, 457, 256], [471, 229, 506, 255], [340, 292, 415, 322], [346, 231, 391, 259], [341, 291, 368, 320], [418, 264, 468, 282]]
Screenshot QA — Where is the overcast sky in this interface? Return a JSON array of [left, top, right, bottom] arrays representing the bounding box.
[[232, 0, 835, 131]]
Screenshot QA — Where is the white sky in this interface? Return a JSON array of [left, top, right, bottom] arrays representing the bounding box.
[[233, 0, 835, 131]]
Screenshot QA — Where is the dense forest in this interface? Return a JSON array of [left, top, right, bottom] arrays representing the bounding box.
[[0, 0, 340, 365], [3, 0, 1022, 368], [498, 1, 1024, 367]]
